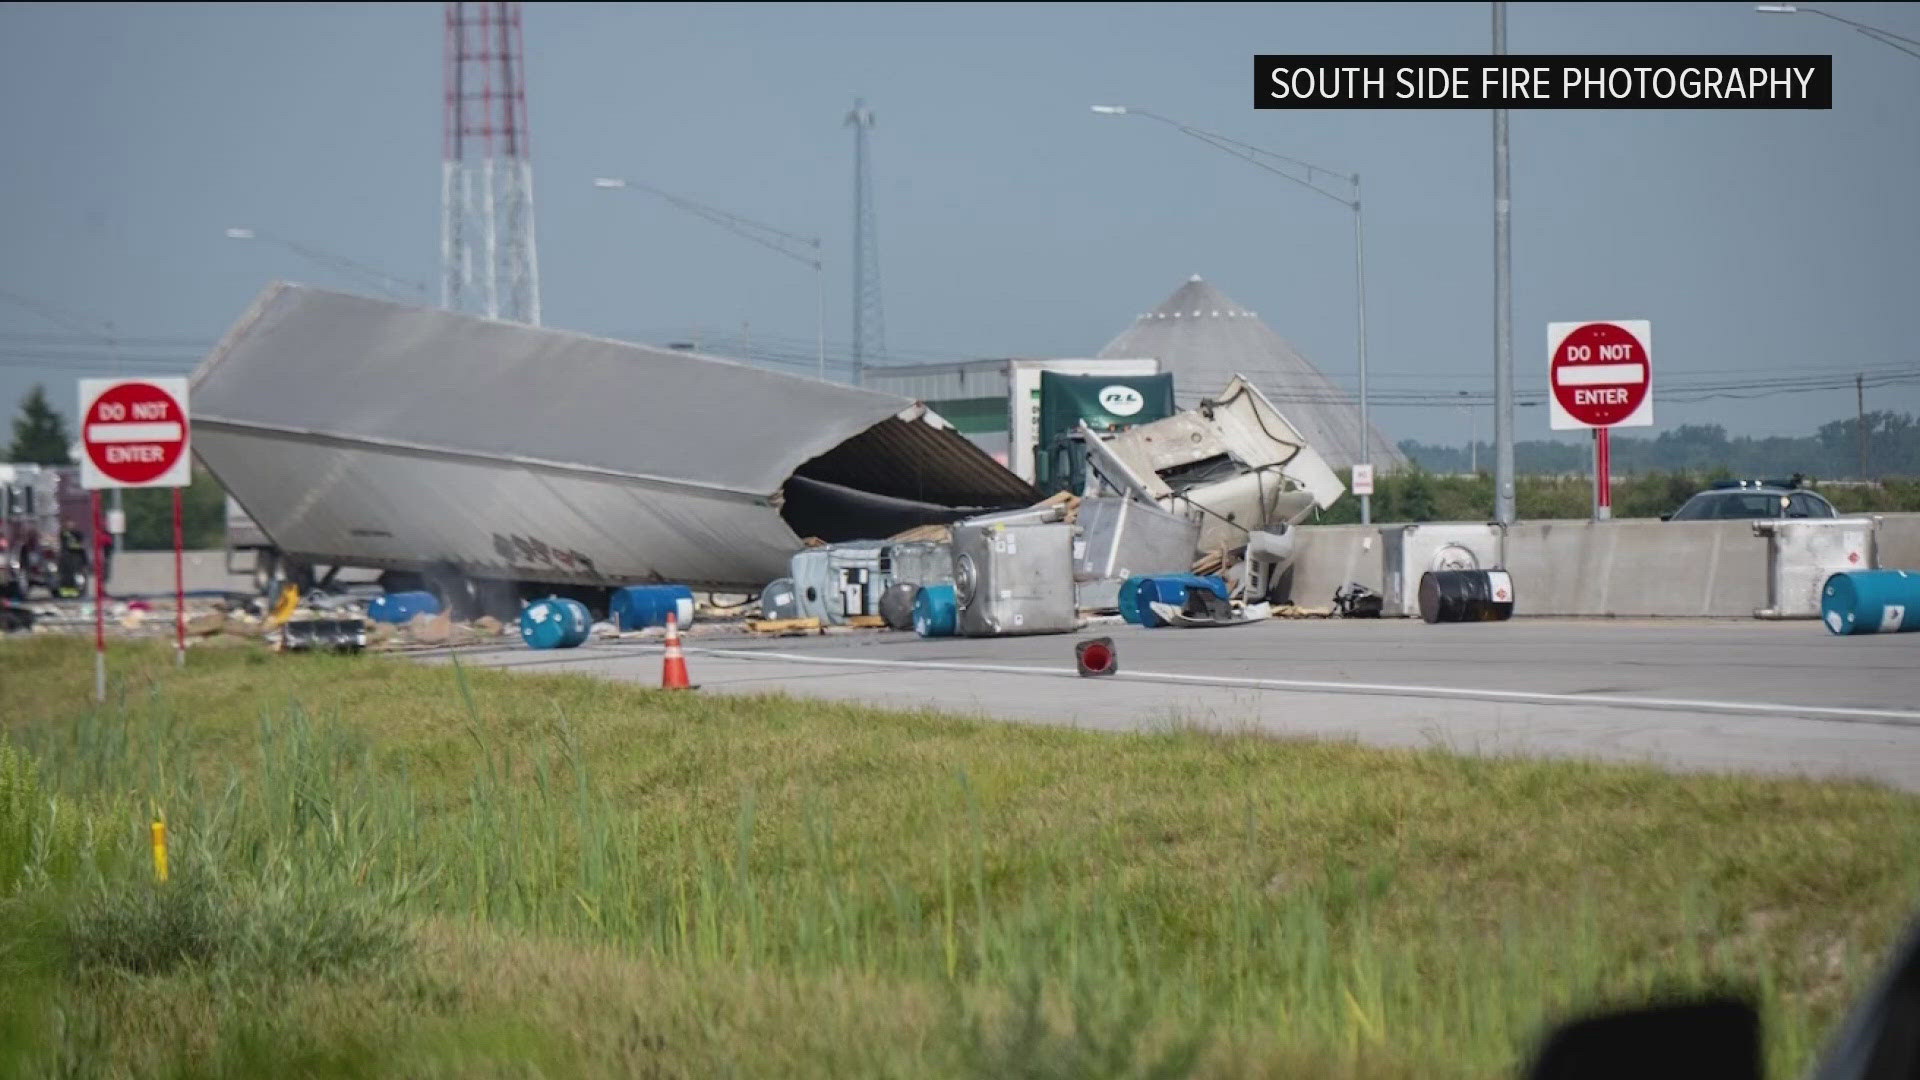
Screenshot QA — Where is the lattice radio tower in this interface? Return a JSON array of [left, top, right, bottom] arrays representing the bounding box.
[[846, 98, 884, 384], [442, 2, 542, 325]]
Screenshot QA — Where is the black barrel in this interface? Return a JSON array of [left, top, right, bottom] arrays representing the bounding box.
[[878, 581, 920, 631], [1418, 570, 1515, 624]]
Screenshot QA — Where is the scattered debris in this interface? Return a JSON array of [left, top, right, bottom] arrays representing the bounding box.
[[275, 618, 368, 654], [408, 612, 453, 646], [1272, 604, 1333, 619], [1333, 583, 1384, 619], [0, 602, 34, 633], [745, 617, 823, 635]]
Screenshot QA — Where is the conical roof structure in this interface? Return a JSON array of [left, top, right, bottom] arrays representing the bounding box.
[[1099, 276, 1403, 470]]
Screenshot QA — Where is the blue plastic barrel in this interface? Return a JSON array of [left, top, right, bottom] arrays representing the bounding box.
[[1119, 577, 1147, 625], [914, 583, 958, 638], [520, 597, 592, 650], [611, 584, 695, 631], [1822, 570, 1920, 636], [1125, 575, 1229, 628], [367, 591, 442, 624]]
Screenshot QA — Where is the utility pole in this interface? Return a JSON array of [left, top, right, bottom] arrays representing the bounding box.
[[1492, 1, 1516, 525], [1857, 372, 1868, 479], [847, 98, 884, 387]]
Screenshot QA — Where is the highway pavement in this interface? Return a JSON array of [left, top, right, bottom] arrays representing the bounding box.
[[421, 617, 1920, 792]]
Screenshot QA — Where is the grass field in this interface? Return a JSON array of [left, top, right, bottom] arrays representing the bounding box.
[[2, 636, 1918, 1078]]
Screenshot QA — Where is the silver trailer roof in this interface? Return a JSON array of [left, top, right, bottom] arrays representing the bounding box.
[[190, 284, 1033, 589]]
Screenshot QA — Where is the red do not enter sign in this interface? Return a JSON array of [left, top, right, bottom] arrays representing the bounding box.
[[78, 377, 192, 489], [1548, 321, 1652, 431]]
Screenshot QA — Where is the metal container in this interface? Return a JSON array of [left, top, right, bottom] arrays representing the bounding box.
[[367, 590, 442, 624], [790, 543, 889, 625], [878, 581, 919, 631], [1381, 524, 1505, 618], [951, 521, 1077, 637], [520, 596, 591, 650], [1076, 578, 1124, 614], [760, 577, 802, 621], [881, 540, 954, 588], [1417, 570, 1515, 624], [1821, 570, 1920, 635], [1073, 496, 1201, 583], [612, 584, 695, 631], [1755, 518, 1879, 619], [914, 583, 958, 637]]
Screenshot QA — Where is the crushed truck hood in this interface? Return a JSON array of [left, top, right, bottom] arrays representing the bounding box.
[[1080, 374, 1346, 552]]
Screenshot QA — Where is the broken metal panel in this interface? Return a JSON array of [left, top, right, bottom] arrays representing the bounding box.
[[790, 408, 1035, 508], [1201, 376, 1346, 509], [1177, 470, 1319, 554], [1077, 422, 1165, 502]]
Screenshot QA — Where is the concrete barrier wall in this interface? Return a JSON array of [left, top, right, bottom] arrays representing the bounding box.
[[1498, 520, 1768, 617], [1877, 513, 1920, 570], [1290, 517, 1789, 617], [1286, 525, 1383, 608]]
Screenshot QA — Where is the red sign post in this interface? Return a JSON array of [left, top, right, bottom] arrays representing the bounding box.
[[78, 377, 192, 697], [1548, 321, 1652, 521]]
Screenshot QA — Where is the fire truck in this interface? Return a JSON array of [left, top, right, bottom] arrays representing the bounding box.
[[0, 464, 95, 600]]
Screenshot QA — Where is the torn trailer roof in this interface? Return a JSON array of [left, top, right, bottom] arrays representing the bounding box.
[[189, 284, 1037, 590]]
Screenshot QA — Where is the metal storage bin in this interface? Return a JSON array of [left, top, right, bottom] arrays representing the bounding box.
[[881, 540, 953, 588], [1073, 496, 1201, 583], [1754, 517, 1879, 619], [790, 544, 888, 624], [951, 521, 1078, 637], [760, 576, 802, 621], [1380, 524, 1505, 618], [790, 540, 951, 625]]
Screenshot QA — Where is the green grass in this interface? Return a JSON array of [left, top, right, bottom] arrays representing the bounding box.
[[1, 636, 1917, 1077]]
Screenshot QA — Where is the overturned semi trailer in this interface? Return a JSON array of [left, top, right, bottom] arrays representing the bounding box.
[[190, 284, 1037, 611]]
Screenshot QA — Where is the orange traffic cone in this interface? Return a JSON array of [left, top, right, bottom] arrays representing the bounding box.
[[660, 612, 696, 690]]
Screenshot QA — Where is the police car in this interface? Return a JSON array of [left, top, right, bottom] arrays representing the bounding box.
[[1661, 477, 1838, 522]]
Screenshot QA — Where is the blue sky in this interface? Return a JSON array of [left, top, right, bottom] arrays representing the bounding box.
[[2, 1, 1915, 448]]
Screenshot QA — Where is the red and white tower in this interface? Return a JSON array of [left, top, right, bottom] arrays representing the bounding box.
[[442, 2, 542, 325]]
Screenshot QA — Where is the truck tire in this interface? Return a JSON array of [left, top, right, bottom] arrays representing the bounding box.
[[423, 565, 480, 621], [252, 550, 280, 596], [470, 578, 522, 623]]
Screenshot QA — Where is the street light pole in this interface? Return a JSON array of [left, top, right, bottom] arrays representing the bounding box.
[[1492, 2, 1517, 526], [592, 177, 827, 378], [223, 227, 430, 302], [1090, 104, 1374, 524], [1352, 173, 1372, 524], [1756, 4, 1920, 59]]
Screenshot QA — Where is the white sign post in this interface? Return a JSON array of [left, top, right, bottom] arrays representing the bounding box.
[[78, 377, 192, 697], [1351, 463, 1375, 497], [1548, 321, 1652, 522]]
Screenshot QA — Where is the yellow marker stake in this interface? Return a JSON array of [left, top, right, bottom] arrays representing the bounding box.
[[151, 820, 169, 883]]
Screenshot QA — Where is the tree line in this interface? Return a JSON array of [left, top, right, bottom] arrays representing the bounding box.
[[1398, 413, 1920, 480]]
